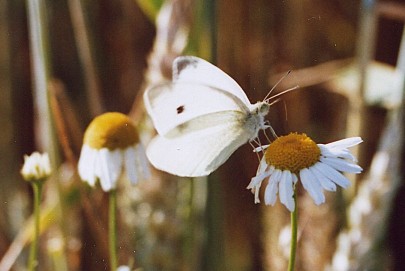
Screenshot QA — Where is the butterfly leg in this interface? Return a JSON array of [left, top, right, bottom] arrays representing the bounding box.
[[249, 140, 262, 165], [263, 121, 278, 140], [263, 127, 272, 144]]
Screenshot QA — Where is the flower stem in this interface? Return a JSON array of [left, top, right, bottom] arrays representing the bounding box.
[[288, 190, 298, 271], [28, 181, 43, 271], [109, 189, 118, 270]]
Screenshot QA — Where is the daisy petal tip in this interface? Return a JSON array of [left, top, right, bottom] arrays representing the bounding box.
[[286, 204, 295, 212], [315, 198, 326, 205], [246, 181, 255, 190], [264, 200, 274, 206], [341, 178, 352, 189]]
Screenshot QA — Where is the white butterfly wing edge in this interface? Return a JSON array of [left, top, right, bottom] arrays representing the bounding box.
[[146, 111, 253, 177], [173, 56, 253, 107]]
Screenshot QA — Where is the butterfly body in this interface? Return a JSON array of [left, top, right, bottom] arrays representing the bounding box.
[[144, 56, 271, 177], [245, 101, 270, 138]]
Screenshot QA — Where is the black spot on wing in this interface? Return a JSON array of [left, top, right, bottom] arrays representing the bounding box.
[[176, 105, 185, 114], [176, 58, 198, 74]]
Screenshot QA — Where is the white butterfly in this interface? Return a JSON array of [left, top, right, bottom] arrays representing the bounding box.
[[144, 56, 290, 177]]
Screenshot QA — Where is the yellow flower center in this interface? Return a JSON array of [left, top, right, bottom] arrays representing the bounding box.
[[265, 133, 320, 173], [83, 112, 139, 150]]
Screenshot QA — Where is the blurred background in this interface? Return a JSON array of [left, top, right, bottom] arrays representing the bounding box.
[[1, 0, 405, 270]]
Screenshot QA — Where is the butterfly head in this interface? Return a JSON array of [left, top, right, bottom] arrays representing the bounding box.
[[244, 101, 271, 141], [252, 101, 270, 117], [259, 101, 270, 116]]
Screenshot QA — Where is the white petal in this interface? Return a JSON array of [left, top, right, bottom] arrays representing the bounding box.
[[256, 156, 269, 175], [269, 169, 282, 187], [253, 183, 261, 203], [311, 163, 337, 191], [320, 156, 363, 173], [300, 168, 325, 205], [278, 171, 289, 209], [325, 137, 363, 149], [251, 168, 274, 203], [21, 152, 51, 180], [291, 173, 298, 185], [97, 148, 123, 191], [318, 145, 356, 161], [264, 172, 279, 206], [315, 162, 351, 188], [125, 146, 139, 184], [254, 144, 270, 152], [278, 171, 295, 212], [247, 169, 271, 189], [137, 144, 151, 180], [78, 145, 98, 186]]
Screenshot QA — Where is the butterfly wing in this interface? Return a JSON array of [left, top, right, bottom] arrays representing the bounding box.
[[173, 56, 253, 107], [146, 111, 254, 177], [144, 82, 250, 136], [144, 56, 262, 177]]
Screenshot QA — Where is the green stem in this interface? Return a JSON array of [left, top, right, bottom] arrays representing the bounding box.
[[28, 181, 43, 271], [288, 189, 298, 271], [109, 189, 118, 271]]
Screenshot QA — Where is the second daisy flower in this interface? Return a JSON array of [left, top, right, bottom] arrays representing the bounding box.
[[78, 112, 150, 192]]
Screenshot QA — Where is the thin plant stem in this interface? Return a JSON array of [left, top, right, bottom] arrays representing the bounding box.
[[27, 1, 68, 268], [109, 189, 118, 270], [288, 189, 298, 271], [28, 181, 43, 271]]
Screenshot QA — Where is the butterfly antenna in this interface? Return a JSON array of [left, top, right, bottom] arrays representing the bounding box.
[[269, 98, 281, 106], [264, 85, 299, 104], [263, 70, 292, 101]]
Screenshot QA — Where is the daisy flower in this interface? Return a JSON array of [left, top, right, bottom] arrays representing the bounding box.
[[21, 152, 52, 270], [21, 152, 51, 182], [247, 133, 362, 211], [78, 112, 150, 192]]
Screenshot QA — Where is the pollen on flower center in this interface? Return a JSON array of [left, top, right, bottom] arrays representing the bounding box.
[[265, 133, 320, 173], [83, 112, 139, 150]]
